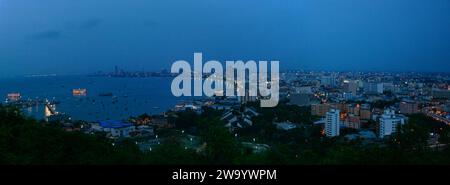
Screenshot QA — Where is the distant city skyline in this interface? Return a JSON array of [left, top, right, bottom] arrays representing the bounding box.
[[1, 0, 450, 78]]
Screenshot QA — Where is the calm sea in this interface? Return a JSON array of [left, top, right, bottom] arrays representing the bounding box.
[[0, 76, 191, 121]]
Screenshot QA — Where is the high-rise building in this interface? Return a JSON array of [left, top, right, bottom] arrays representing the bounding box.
[[325, 109, 340, 137], [346, 104, 360, 116], [360, 104, 372, 120], [321, 76, 336, 87], [383, 82, 394, 92], [344, 114, 361, 129], [399, 101, 419, 114], [378, 109, 405, 138], [364, 82, 383, 94], [289, 93, 311, 106], [311, 104, 331, 117], [431, 88, 450, 99], [343, 80, 358, 95]]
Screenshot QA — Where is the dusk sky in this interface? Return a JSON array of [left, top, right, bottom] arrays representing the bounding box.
[[0, 0, 449, 77]]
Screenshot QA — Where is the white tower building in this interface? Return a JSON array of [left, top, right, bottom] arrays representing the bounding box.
[[325, 109, 340, 137], [379, 109, 405, 138]]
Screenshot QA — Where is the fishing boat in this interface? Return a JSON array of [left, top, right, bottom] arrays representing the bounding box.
[[72, 88, 87, 96]]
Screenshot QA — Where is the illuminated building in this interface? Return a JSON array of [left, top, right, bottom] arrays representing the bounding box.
[[399, 101, 419, 114], [360, 104, 372, 120], [379, 109, 405, 138], [7, 93, 21, 101], [321, 76, 336, 87], [364, 82, 383, 94], [343, 80, 358, 95], [311, 104, 331, 117], [344, 114, 361, 129], [431, 88, 450, 99], [325, 109, 340, 137]]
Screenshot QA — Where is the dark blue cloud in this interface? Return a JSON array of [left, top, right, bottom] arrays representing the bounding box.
[[0, 0, 449, 76]]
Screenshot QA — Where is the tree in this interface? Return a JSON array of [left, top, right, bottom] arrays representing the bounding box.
[[199, 118, 240, 164], [0, 105, 142, 165], [174, 110, 199, 130]]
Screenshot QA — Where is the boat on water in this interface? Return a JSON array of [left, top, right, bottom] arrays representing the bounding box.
[[72, 88, 87, 96]]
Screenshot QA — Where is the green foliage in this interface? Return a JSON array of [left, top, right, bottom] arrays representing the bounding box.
[[253, 103, 313, 124], [143, 142, 200, 165], [440, 127, 450, 144], [372, 99, 399, 109], [174, 110, 199, 130], [1, 105, 450, 165], [198, 118, 241, 165], [0, 106, 141, 165]]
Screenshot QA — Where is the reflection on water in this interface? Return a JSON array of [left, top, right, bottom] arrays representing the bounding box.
[[0, 76, 190, 121]]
